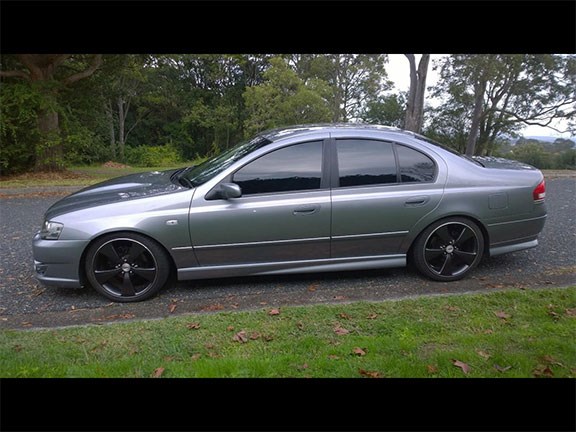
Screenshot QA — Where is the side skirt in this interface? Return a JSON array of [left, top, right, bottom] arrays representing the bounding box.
[[177, 254, 406, 281]]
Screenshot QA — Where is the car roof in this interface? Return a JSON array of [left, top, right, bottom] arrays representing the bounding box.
[[259, 123, 419, 142]]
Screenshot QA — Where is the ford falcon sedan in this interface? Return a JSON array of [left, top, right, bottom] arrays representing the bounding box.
[[33, 124, 547, 302]]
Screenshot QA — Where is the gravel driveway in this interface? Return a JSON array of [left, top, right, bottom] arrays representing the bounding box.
[[1, 177, 574, 329]]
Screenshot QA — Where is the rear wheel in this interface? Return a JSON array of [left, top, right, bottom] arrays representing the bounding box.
[[85, 232, 171, 302], [413, 217, 484, 281]]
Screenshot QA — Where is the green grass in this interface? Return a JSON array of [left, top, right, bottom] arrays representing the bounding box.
[[1, 287, 575, 378]]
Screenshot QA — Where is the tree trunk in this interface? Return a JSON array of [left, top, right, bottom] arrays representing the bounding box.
[[404, 54, 430, 133], [465, 79, 487, 156], [107, 100, 116, 159], [35, 109, 63, 171], [118, 97, 126, 161]]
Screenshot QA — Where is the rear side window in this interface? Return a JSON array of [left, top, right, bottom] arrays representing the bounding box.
[[396, 144, 435, 183], [337, 139, 397, 187], [233, 141, 323, 195]]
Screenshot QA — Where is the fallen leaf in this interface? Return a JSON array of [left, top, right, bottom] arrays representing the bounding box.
[[205, 343, 215, 349], [565, 308, 576, 317], [168, 302, 177, 314], [186, 322, 201, 330], [230, 303, 239, 309], [483, 329, 494, 334], [233, 331, 248, 343], [259, 301, 268, 305], [548, 310, 560, 320], [427, 364, 438, 374], [163, 356, 175, 362], [542, 355, 564, 367], [452, 359, 471, 374], [494, 364, 512, 372], [268, 308, 280, 316], [328, 355, 340, 360], [201, 303, 224, 312], [263, 335, 274, 342], [444, 305, 460, 312], [367, 313, 378, 320], [333, 295, 346, 300], [352, 347, 366, 356], [358, 369, 381, 378], [296, 321, 304, 330], [13, 345, 23, 352], [308, 284, 318, 292], [20, 322, 32, 327], [191, 354, 201, 361], [494, 311, 510, 320], [226, 325, 235, 332], [299, 363, 309, 370], [334, 325, 349, 335], [533, 365, 554, 378], [249, 332, 262, 340], [151, 367, 165, 378], [477, 350, 491, 360], [339, 312, 351, 320]]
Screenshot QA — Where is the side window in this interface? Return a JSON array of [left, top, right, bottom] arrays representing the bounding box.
[[233, 141, 323, 195], [396, 145, 435, 183], [337, 139, 397, 187]]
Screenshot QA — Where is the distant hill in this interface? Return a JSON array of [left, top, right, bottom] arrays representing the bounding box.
[[523, 135, 575, 143]]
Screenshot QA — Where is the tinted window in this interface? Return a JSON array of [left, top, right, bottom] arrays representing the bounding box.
[[337, 139, 397, 187], [396, 145, 435, 182], [233, 141, 322, 195]]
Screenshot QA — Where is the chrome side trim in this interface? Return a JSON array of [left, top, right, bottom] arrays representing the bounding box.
[[171, 246, 194, 251], [486, 214, 547, 227], [332, 230, 409, 240], [194, 236, 330, 250]]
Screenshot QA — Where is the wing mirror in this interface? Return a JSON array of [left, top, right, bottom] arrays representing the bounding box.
[[206, 182, 242, 200]]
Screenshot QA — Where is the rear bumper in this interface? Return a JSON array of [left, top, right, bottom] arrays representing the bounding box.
[[487, 213, 547, 257], [32, 233, 88, 288]]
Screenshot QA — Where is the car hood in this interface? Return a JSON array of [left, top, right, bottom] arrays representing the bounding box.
[[45, 169, 189, 220]]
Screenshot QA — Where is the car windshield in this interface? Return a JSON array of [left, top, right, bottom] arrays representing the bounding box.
[[181, 135, 272, 187], [415, 133, 484, 167]]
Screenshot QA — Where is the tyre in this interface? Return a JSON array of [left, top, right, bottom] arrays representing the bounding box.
[[85, 232, 171, 302], [413, 217, 484, 282]]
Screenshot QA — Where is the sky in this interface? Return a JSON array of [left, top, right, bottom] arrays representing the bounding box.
[[385, 54, 572, 139]]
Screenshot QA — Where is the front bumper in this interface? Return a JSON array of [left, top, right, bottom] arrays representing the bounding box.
[[32, 233, 89, 288]]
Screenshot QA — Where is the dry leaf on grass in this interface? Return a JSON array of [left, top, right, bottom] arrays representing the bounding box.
[[352, 347, 366, 356], [452, 359, 471, 374], [151, 367, 165, 378], [186, 322, 200, 330], [334, 325, 349, 335], [477, 350, 491, 360], [427, 365, 438, 374], [268, 308, 280, 316], [494, 311, 510, 320], [358, 369, 381, 378]]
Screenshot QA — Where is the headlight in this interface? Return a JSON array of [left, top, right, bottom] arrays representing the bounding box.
[[40, 221, 64, 240]]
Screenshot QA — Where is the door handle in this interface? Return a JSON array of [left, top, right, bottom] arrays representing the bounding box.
[[404, 196, 430, 207], [293, 205, 320, 215]]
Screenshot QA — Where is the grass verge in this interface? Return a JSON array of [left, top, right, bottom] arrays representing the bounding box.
[[1, 287, 575, 378]]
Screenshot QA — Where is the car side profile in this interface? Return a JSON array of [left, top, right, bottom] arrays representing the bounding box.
[[33, 124, 547, 302]]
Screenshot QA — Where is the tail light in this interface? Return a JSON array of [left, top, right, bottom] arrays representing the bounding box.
[[533, 180, 546, 202]]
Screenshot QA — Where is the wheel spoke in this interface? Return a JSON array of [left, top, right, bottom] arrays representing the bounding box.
[[99, 243, 122, 265], [133, 267, 156, 281], [434, 226, 453, 245], [454, 250, 477, 265], [439, 254, 454, 276], [121, 272, 136, 296], [455, 227, 475, 247], [127, 242, 147, 263], [94, 268, 121, 284], [425, 248, 444, 261]]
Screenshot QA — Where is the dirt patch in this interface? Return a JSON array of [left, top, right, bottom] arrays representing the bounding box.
[[0, 170, 90, 183], [542, 170, 576, 179], [101, 161, 131, 169]]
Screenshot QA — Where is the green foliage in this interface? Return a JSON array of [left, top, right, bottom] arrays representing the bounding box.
[[125, 144, 182, 167], [0, 82, 42, 175], [360, 93, 406, 127], [244, 57, 331, 136]]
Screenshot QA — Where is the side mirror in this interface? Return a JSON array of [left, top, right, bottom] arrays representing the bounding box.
[[206, 182, 242, 200]]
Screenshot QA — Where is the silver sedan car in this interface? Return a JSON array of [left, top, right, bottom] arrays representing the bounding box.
[[33, 124, 547, 302]]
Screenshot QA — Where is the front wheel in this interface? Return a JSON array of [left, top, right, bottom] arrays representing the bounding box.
[[85, 232, 172, 302], [412, 218, 484, 282]]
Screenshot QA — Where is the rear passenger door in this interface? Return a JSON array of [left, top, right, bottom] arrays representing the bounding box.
[[330, 138, 443, 258]]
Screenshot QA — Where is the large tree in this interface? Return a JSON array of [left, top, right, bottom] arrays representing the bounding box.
[[404, 54, 430, 133], [432, 54, 576, 156], [287, 54, 389, 122], [0, 54, 102, 170]]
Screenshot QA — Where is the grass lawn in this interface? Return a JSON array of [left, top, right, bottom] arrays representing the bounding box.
[[1, 286, 574, 378]]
